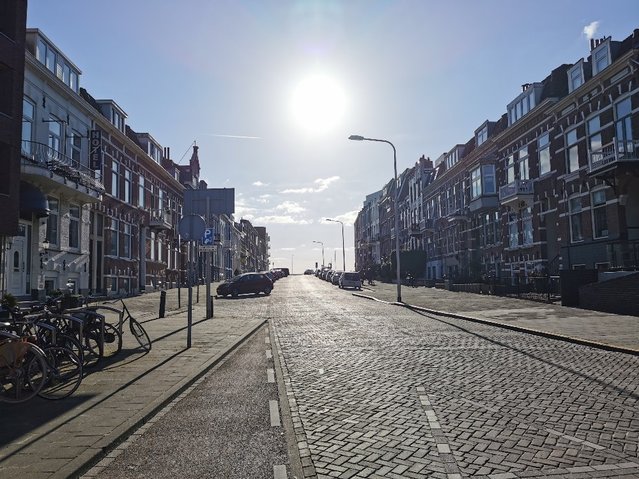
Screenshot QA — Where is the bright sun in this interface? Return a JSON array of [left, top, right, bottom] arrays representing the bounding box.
[[290, 74, 346, 134]]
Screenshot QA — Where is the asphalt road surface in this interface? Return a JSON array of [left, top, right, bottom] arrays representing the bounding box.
[[86, 275, 639, 479]]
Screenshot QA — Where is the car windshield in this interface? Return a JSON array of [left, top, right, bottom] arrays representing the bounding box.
[[344, 273, 360, 280]]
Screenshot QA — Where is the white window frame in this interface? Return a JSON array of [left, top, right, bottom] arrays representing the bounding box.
[[592, 41, 611, 75], [538, 132, 551, 175], [518, 146, 529, 180], [565, 129, 579, 174], [476, 125, 488, 146], [111, 161, 119, 198], [68, 204, 80, 249], [506, 155, 515, 184], [591, 189, 608, 239], [569, 196, 583, 242], [568, 62, 584, 92], [22, 97, 35, 155], [46, 196, 59, 246]]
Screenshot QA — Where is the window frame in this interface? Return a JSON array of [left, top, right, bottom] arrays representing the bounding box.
[[565, 129, 580, 174], [538, 132, 551, 175], [592, 41, 611, 75], [569, 196, 584, 243], [46, 196, 59, 246], [591, 189, 608, 239], [68, 204, 80, 249]]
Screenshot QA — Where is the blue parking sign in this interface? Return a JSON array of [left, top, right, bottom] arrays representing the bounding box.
[[202, 228, 214, 245]]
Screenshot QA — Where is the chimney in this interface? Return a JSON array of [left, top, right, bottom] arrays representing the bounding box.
[[521, 83, 531, 92], [590, 38, 595, 51]]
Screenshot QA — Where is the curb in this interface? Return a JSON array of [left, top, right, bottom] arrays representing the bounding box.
[[56, 318, 268, 479], [352, 293, 639, 357]]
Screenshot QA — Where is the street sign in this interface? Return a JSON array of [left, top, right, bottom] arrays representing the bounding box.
[[89, 130, 102, 170], [199, 245, 215, 252], [202, 228, 214, 245], [178, 214, 206, 241]]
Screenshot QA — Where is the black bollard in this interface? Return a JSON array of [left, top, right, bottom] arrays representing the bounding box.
[[159, 290, 167, 318]]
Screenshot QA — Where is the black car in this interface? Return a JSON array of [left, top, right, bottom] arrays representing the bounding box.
[[216, 273, 273, 298]]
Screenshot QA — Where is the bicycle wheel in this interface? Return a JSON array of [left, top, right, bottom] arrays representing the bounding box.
[[0, 342, 48, 403], [102, 323, 122, 358], [82, 325, 103, 368], [129, 317, 152, 352], [38, 346, 83, 400], [57, 334, 84, 365]]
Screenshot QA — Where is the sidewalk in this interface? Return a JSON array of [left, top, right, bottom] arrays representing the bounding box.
[[0, 286, 265, 479], [357, 281, 639, 353]]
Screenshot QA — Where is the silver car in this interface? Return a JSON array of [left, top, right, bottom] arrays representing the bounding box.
[[339, 272, 362, 290]]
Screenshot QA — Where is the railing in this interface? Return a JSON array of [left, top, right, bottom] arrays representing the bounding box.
[[149, 209, 172, 229], [421, 218, 435, 232], [589, 139, 639, 173], [499, 179, 534, 201], [21, 140, 105, 192]]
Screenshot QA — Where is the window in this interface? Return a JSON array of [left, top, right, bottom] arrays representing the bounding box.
[[138, 175, 145, 207], [48, 116, 62, 153], [69, 205, 80, 249], [508, 213, 518, 248], [569, 196, 583, 242], [587, 116, 602, 154], [506, 155, 515, 184], [22, 97, 35, 155], [470, 167, 481, 199], [568, 63, 584, 92], [123, 169, 131, 204], [482, 165, 495, 194], [111, 161, 119, 197], [615, 98, 634, 157], [121, 223, 131, 258], [565, 129, 579, 173], [592, 42, 610, 75], [108, 219, 119, 256], [46, 197, 59, 245], [46, 45, 56, 73], [522, 208, 533, 245], [476, 125, 488, 146], [591, 190, 608, 238], [69, 130, 82, 166], [518, 146, 529, 180], [538, 133, 551, 175]]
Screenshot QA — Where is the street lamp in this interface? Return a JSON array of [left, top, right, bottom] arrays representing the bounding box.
[[325, 218, 346, 272], [312, 240, 325, 268], [349, 134, 402, 302]]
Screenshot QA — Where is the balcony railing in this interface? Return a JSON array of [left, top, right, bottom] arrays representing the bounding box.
[[149, 209, 172, 230], [589, 139, 639, 174], [21, 140, 104, 192], [499, 179, 534, 207], [421, 218, 436, 233]]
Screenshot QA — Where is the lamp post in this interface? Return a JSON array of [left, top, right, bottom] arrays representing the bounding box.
[[312, 240, 325, 268], [348, 134, 402, 302], [326, 218, 346, 272]]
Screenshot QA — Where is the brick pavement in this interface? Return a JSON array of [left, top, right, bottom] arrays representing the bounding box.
[[0, 286, 266, 478], [357, 282, 639, 354]]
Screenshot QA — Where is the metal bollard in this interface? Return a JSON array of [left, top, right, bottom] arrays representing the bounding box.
[[159, 290, 167, 318]]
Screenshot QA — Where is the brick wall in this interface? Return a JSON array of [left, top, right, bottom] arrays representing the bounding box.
[[579, 272, 639, 316]]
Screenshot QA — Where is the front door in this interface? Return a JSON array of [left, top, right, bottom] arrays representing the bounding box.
[[7, 223, 29, 296]]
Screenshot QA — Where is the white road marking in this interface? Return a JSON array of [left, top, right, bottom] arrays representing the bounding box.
[[269, 400, 281, 427]]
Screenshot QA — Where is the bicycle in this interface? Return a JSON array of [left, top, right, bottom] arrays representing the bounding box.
[[82, 298, 150, 353], [0, 331, 48, 403], [119, 299, 151, 352]]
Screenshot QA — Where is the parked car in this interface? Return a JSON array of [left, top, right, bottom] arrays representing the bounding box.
[[304, 269, 314, 275], [216, 273, 273, 298], [330, 271, 343, 285], [339, 272, 362, 290]]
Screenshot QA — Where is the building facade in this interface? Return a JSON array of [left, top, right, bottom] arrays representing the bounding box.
[[355, 27, 639, 285]]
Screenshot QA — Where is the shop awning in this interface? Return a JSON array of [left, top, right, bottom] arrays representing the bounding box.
[[19, 181, 49, 219]]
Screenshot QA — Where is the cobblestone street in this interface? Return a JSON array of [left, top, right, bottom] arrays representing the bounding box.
[[270, 277, 639, 478]]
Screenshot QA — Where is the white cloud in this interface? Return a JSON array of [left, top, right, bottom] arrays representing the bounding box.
[[583, 21, 600, 40], [281, 176, 340, 194], [276, 201, 306, 214], [280, 247, 296, 251], [253, 181, 268, 186], [322, 209, 359, 226]]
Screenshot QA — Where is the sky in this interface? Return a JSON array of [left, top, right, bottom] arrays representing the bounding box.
[[26, 1, 638, 273]]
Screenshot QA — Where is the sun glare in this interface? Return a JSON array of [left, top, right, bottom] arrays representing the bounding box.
[[290, 73, 346, 134]]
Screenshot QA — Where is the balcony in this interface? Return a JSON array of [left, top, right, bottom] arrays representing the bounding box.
[[499, 179, 534, 209], [447, 208, 468, 223], [21, 141, 104, 202], [589, 139, 639, 176], [421, 218, 436, 233], [469, 193, 499, 212], [149, 209, 172, 230], [410, 223, 421, 237]]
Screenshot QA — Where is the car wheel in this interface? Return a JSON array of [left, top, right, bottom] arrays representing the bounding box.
[[264, 286, 272, 295], [231, 288, 239, 298]]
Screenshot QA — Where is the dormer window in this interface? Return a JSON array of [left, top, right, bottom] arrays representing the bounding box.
[[476, 125, 488, 146], [592, 40, 610, 75], [507, 85, 539, 126], [568, 62, 584, 93], [32, 31, 81, 93]]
